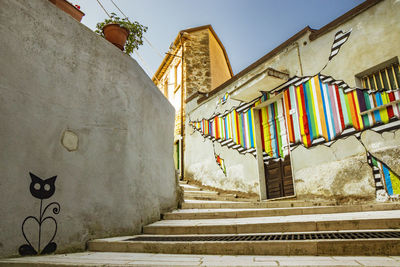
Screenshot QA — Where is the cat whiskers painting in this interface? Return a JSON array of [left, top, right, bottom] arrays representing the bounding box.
[[19, 172, 60, 256]]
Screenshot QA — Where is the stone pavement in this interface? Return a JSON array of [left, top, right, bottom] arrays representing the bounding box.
[[1, 252, 400, 266]]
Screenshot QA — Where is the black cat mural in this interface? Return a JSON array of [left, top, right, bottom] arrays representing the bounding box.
[[19, 172, 60, 256]]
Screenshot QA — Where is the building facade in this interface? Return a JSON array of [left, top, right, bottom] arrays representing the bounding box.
[[185, 0, 400, 203], [153, 25, 232, 176]]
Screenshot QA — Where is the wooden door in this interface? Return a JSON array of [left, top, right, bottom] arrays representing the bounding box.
[[257, 97, 295, 200], [264, 156, 294, 199]]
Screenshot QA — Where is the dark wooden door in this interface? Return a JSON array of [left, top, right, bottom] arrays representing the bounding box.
[[264, 155, 294, 199]]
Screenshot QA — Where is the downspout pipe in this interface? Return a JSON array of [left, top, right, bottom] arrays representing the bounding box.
[[294, 42, 304, 76], [179, 32, 185, 180]]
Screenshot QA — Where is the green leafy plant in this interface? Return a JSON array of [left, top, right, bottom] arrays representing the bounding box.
[[95, 13, 148, 55]]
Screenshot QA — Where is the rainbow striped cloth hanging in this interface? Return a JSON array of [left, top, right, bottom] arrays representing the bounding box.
[[190, 74, 400, 160], [283, 75, 400, 147], [257, 98, 290, 159], [191, 107, 257, 153]]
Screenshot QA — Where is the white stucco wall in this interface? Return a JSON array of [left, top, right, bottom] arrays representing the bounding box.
[[0, 0, 177, 258]]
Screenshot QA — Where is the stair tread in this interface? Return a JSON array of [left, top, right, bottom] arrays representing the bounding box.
[[168, 203, 400, 214], [184, 199, 245, 203], [184, 190, 219, 194], [180, 184, 200, 189], [147, 210, 400, 227]]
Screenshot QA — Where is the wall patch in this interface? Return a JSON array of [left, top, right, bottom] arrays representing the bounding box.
[[61, 130, 78, 152]]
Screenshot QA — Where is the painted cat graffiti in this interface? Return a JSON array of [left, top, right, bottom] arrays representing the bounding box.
[[19, 172, 60, 256]]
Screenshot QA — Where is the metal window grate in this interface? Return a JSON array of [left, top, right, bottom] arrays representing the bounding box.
[[361, 63, 400, 90], [125, 231, 400, 242]]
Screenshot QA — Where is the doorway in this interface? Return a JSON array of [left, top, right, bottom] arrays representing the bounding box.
[[253, 94, 295, 200]]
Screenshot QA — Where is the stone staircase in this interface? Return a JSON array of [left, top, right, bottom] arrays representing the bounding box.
[[88, 181, 400, 256], [2, 181, 400, 266]]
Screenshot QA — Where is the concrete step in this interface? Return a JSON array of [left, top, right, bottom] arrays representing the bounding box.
[[179, 183, 202, 191], [3, 251, 400, 266], [183, 191, 257, 202], [183, 196, 254, 202], [184, 190, 219, 196], [144, 210, 400, 235], [163, 203, 400, 220], [181, 199, 336, 209], [87, 230, 400, 256]]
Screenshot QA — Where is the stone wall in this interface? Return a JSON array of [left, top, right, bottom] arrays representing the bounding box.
[[0, 0, 177, 258], [183, 29, 212, 98]]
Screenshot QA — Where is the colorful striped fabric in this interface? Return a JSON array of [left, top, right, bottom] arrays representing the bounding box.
[[190, 74, 400, 159], [191, 107, 257, 152], [258, 98, 289, 158], [370, 155, 400, 196], [284, 75, 400, 147]]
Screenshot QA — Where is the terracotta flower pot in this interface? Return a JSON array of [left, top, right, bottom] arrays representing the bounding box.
[[102, 24, 130, 51], [49, 0, 85, 22]]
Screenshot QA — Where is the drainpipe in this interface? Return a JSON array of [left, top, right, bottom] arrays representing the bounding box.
[[179, 32, 185, 180], [294, 42, 304, 76]]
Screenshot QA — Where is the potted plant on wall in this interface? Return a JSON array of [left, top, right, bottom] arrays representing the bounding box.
[[95, 13, 148, 55], [49, 0, 85, 22]]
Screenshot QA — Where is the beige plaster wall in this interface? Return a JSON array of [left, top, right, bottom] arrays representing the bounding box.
[[301, 0, 400, 85], [292, 129, 400, 203], [209, 30, 232, 90], [291, 136, 375, 203], [185, 96, 259, 193]]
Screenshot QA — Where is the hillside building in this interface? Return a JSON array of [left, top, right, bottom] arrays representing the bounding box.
[[152, 25, 232, 177]]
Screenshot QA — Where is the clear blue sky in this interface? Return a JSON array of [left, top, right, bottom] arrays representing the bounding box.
[[72, 0, 364, 77]]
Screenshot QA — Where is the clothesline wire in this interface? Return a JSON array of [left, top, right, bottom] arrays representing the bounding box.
[[109, 0, 128, 18], [134, 50, 160, 82], [109, 0, 164, 60], [96, 0, 111, 18]]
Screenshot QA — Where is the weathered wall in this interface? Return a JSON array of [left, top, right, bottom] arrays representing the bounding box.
[[185, 128, 260, 194], [300, 0, 400, 86], [291, 136, 375, 203], [292, 129, 400, 203], [184, 29, 212, 97], [361, 129, 400, 175], [0, 0, 177, 258], [209, 31, 232, 90], [184, 0, 400, 200]]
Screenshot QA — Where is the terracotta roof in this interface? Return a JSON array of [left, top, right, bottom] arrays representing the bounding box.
[[195, 0, 383, 104], [152, 24, 233, 83]]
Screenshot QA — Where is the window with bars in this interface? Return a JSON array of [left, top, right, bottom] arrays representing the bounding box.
[[361, 62, 400, 90]]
